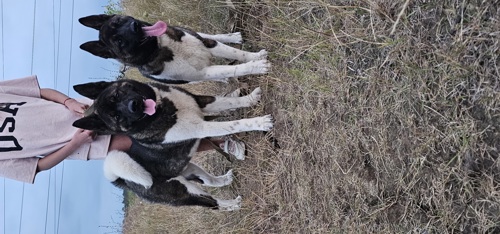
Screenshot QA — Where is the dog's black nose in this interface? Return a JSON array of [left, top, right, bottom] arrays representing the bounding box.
[[131, 21, 140, 33], [128, 100, 139, 113]]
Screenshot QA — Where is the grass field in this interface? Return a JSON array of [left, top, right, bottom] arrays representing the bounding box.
[[117, 0, 500, 233]]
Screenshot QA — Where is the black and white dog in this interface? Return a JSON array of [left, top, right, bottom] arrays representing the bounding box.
[[73, 79, 273, 210], [78, 14, 270, 83]]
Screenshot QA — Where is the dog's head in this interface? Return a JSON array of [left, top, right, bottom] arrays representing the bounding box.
[[73, 80, 157, 134], [78, 14, 161, 65]]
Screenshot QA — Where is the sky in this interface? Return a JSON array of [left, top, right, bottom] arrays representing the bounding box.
[[0, 0, 125, 234]]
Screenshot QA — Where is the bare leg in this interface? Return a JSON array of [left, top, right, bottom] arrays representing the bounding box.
[[108, 134, 132, 151], [197, 138, 224, 151]]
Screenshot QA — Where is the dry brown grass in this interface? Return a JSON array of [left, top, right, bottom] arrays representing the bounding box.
[[118, 0, 500, 233]]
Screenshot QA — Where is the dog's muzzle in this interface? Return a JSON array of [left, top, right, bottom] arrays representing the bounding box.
[[128, 99, 140, 113], [130, 21, 140, 34]]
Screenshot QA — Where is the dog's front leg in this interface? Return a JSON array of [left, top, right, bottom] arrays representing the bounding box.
[[163, 115, 274, 143], [202, 61, 270, 80], [208, 40, 267, 62], [216, 196, 242, 211], [200, 87, 262, 113], [197, 32, 242, 44]]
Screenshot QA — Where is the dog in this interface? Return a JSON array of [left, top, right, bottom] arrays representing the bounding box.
[[72, 79, 273, 210], [78, 14, 270, 83]]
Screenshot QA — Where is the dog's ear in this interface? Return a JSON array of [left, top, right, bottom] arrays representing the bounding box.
[[73, 81, 112, 99], [73, 114, 110, 133], [80, 41, 116, 59], [79, 14, 114, 30]]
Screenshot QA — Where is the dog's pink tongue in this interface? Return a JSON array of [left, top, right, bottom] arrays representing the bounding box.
[[143, 99, 156, 116], [142, 21, 167, 37]]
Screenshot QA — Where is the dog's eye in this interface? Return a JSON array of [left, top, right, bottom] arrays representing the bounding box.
[[113, 36, 125, 48], [110, 92, 119, 102]]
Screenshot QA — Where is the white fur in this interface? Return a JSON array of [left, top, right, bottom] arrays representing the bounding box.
[[181, 163, 233, 187], [150, 33, 270, 82], [197, 32, 243, 44], [163, 115, 273, 143], [202, 87, 262, 113], [217, 196, 242, 211], [200, 60, 270, 81], [225, 88, 241, 98], [214, 169, 234, 187], [103, 150, 153, 189], [209, 43, 268, 62], [154, 87, 273, 144]]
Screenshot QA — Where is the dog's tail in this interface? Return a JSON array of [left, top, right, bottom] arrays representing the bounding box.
[[103, 150, 153, 189]]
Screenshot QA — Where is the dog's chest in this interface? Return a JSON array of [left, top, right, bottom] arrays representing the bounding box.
[[159, 34, 211, 69], [155, 88, 207, 143], [159, 89, 204, 120]]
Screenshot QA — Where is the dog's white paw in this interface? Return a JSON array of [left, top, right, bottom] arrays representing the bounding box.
[[222, 196, 242, 211], [204, 169, 234, 187], [246, 49, 268, 62], [225, 88, 241, 98], [246, 87, 262, 106], [201, 169, 233, 187], [255, 49, 268, 60], [257, 114, 274, 131], [218, 169, 234, 186], [247, 59, 270, 74], [226, 32, 243, 44]]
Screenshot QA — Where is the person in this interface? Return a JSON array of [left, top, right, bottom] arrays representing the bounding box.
[[0, 75, 244, 183]]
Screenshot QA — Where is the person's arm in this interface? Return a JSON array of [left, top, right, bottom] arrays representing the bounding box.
[[35, 89, 95, 171], [36, 129, 95, 172], [40, 88, 88, 114], [40, 88, 71, 104]]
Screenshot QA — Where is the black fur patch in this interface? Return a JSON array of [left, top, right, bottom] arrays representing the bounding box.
[[193, 95, 217, 109], [184, 174, 204, 184], [130, 97, 178, 143], [139, 47, 174, 76], [112, 176, 217, 208], [201, 38, 218, 48], [178, 26, 217, 48], [146, 77, 190, 85], [165, 27, 186, 42]]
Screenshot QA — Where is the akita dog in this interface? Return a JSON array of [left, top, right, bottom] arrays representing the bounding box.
[[79, 14, 270, 83], [72, 79, 273, 210]]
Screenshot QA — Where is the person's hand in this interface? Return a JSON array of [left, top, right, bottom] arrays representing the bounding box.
[[65, 99, 89, 115], [69, 129, 95, 148]]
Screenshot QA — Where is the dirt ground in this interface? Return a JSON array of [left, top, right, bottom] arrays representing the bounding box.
[[117, 0, 500, 233]]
